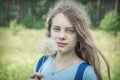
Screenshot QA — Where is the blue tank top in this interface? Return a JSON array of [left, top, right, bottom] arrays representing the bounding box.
[[34, 56, 98, 80]]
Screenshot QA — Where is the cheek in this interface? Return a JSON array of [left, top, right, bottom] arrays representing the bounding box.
[[69, 34, 77, 40], [50, 31, 57, 39], [70, 35, 77, 44]]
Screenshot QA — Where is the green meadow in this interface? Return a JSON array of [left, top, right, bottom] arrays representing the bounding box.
[[0, 28, 120, 80]]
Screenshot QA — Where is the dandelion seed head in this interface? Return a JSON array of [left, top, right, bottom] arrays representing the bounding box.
[[37, 38, 58, 55]]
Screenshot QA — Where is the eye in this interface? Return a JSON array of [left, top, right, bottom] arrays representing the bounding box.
[[52, 27, 60, 32], [66, 28, 75, 33]]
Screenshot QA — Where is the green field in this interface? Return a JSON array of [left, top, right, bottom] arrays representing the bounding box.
[[0, 28, 120, 80]]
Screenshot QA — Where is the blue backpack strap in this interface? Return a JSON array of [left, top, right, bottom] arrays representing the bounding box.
[[75, 62, 89, 80], [35, 55, 48, 72]]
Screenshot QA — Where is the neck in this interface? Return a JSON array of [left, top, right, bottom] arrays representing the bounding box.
[[56, 51, 77, 62], [51, 51, 81, 70]]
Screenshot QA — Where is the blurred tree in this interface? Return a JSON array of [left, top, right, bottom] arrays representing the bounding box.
[[0, 0, 119, 29], [100, 10, 120, 36], [85, 0, 117, 27], [5, 0, 10, 26], [0, 0, 10, 26], [79, 0, 119, 28], [0, 0, 5, 26], [11, 0, 57, 28]]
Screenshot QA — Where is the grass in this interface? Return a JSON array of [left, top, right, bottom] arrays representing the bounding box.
[[0, 27, 46, 80], [91, 30, 120, 80], [0, 27, 120, 80]]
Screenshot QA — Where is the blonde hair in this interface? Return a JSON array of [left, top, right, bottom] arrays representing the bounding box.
[[45, 0, 110, 80]]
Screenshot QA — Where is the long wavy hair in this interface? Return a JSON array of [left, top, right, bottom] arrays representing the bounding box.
[[45, 0, 110, 80]]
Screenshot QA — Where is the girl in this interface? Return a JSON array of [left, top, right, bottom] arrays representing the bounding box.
[[28, 1, 110, 80]]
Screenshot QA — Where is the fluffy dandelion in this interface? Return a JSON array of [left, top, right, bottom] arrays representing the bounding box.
[[36, 38, 58, 73], [37, 37, 58, 55]]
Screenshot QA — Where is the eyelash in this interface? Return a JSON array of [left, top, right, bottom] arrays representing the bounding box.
[[52, 27, 75, 33], [66, 29, 75, 33], [53, 28, 60, 32]]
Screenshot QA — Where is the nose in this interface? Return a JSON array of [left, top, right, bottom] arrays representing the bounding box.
[[58, 31, 66, 40]]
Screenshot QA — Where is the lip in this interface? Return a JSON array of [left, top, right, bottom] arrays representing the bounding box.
[[57, 42, 68, 47]]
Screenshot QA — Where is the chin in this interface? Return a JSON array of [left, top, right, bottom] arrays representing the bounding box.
[[57, 49, 65, 54]]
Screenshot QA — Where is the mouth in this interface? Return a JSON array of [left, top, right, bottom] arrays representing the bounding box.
[[57, 42, 68, 47]]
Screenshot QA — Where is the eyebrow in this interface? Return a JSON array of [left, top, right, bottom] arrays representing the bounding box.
[[52, 25, 60, 28], [53, 25, 74, 28]]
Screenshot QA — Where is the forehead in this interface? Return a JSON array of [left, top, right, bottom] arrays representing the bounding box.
[[52, 13, 73, 28]]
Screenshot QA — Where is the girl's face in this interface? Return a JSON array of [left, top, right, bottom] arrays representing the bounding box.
[[50, 13, 77, 54]]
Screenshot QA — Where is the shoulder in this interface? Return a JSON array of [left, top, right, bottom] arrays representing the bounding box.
[[34, 55, 52, 72], [83, 66, 98, 80]]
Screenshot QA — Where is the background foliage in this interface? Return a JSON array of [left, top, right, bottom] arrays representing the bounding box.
[[0, 0, 120, 30], [100, 10, 120, 35]]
